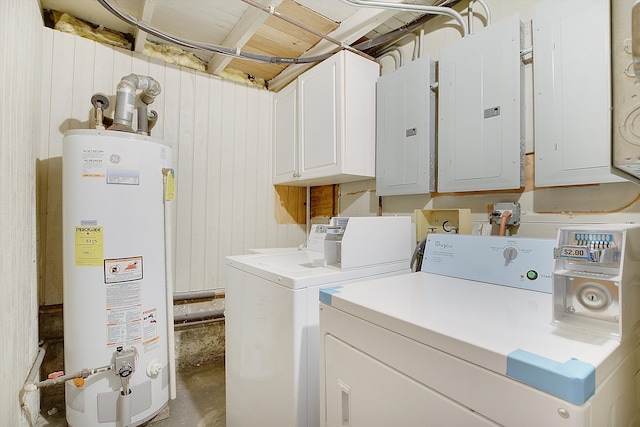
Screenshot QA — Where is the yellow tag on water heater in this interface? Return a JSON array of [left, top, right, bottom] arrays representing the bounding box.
[[74, 226, 104, 266], [165, 169, 175, 201]]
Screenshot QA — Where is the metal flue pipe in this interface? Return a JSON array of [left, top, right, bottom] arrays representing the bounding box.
[[111, 74, 161, 132]]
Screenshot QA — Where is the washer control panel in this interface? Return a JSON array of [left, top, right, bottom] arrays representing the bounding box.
[[422, 234, 555, 293]]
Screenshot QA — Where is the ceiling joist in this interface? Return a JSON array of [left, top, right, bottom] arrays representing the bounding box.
[[208, 0, 285, 75], [134, 0, 158, 52]]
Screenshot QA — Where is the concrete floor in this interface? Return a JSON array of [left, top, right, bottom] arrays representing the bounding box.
[[35, 359, 226, 427]]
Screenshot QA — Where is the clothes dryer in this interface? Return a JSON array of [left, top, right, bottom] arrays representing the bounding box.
[[319, 230, 640, 427]]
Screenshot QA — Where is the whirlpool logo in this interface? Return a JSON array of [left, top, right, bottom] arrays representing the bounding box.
[[434, 241, 454, 250]]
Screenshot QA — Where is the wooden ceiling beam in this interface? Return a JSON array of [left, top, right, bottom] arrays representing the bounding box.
[[268, 7, 396, 91], [134, 0, 157, 53], [208, 0, 284, 75]]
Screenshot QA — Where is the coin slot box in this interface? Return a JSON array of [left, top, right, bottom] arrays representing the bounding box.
[[551, 226, 640, 340], [553, 274, 620, 337]]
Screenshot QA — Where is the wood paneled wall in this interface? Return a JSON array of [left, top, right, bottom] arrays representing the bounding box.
[[1, 1, 42, 425], [39, 28, 306, 305]]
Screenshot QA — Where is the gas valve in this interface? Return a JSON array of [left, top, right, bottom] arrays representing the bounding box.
[[114, 346, 137, 394]]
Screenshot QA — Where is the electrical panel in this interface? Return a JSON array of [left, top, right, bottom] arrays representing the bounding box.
[[376, 56, 436, 196], [533, 0, 624, 186], [437, 14, 524, 193]]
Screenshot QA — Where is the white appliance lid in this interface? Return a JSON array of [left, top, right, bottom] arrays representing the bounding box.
[[226, 251, 408, 290], [320, 273, 624, 404]]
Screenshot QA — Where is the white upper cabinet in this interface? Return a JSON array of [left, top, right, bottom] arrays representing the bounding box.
[[273, 50, 379, 186], [274, 81, 298, 183]]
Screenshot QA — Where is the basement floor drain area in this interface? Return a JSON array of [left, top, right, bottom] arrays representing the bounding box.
[[35, 360, 226, 427]]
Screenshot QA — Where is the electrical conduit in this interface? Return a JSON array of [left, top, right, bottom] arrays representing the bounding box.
[[468, 0, 492, 34], [338, 0, 468, 37], [98, 0, 334, 65]]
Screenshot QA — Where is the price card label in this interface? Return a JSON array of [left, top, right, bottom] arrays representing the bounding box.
[[559, 245, 590, 260], [75, 226, 104, 266]]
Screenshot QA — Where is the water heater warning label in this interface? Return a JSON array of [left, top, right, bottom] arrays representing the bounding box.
[[74, 226, 104, 266], [104, 257, 143, 283], [143, 308, 159, 353]]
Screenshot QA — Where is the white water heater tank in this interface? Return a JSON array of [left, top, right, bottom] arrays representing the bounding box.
[[62, 129, 174, 427]]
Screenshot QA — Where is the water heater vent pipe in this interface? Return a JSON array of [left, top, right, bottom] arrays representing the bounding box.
[[111, 74, 161, 132]]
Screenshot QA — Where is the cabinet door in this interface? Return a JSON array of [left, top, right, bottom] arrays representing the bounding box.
[[273, 81, 298, 184], [298, 53, 342, 180]]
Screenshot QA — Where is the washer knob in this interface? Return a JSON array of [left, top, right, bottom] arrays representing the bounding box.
[[503, 246, 518, 265]]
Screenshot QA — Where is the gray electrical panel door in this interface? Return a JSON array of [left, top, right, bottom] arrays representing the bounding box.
[[438, 14, 524, 193], [376, 55, 436, 196], [534, 0, 623, 186]]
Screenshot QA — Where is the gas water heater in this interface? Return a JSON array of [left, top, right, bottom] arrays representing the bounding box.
[[62, 75, 176, 427]]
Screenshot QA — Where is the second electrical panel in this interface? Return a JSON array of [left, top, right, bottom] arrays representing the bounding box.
[[438, 14, 524, 193], [534, 0, 623, 186], [376, 55, 436, 196]]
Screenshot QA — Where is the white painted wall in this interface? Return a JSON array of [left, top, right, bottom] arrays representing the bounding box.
[[341, 0, 640, 238], [0, 1, 42, 425], [39, 29, 306, 305]]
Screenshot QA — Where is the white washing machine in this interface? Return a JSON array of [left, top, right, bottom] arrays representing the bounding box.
[[225, 216, 413, 427], [319, 227, 640, 427]]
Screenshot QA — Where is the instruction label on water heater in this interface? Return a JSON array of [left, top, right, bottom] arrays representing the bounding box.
[[106, 281, 142, 348], [74, 226, 104, 266], [104, 258, 144, 347]]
